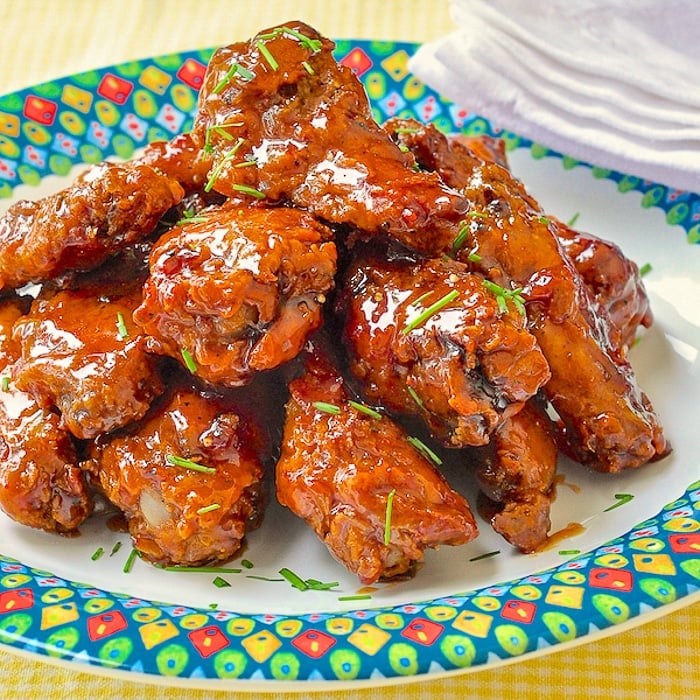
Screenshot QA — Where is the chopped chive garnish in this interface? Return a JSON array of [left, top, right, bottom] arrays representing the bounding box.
[[213, 64, 238, 94], [209, 603, 219, 610], [467, 252, 482, 263], [235, 64, 254, 80], [567, 211, 580, 227], [230, 183, 266, 199], [338, 594, 373, 601], [180, 347, 197, 373], [538, 215, 550, 225], [204, 138, 246, 192], [176, 214, 207, 226], [233, 159, 258, 168], [166, 454, 216, 474], [116, 311, 129, 339], [1, 376, 9, 392], [384, 489, 397, 545], [213, 576, 231, 588], [123, 547, 139, 573], [406, 385, 424, 410], [394, 126, 418, 134], [402, 289, 459, 334], [639, 262, 652, 277], [110, 541, 122, 557], [313, 401, 341, 415], [603, 493, 635, 512], [348, 400, 382, 420], [469, 550, 501, 562], [276, 26, 323, 52], [452, 221, 470, 251], [306, 579, 340, 591], [407, 436, 442, 466], [398, 144, 410, 153], [302, 60, 315, 74], [241, 559, 254, 569], [482, 279, 526, 316], [558, 549, 581, 556], [164, 566, 242, 573], [279, 567, 309, 591], [256, 40, 279, 71], [197, 503, 221, 515], [468, 211, 488, 219], [410, 290, 434, 307], [91, 547, 104, 561]]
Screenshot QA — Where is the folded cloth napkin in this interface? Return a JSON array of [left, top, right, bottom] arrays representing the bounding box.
[[408, 0, 700, 193]]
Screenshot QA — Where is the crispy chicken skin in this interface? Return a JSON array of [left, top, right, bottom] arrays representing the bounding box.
[[12, 284, 163, 440], [0, 297, 92, 533], [133, 203, 337, 386], [0, 162, 183, 291], [276, 346, 478, 584], [386, 118, 667, 472], [474, 400, 558, 552], [340, 243, 551, 447], [192, 21, 467, 254], [85, 385, 265, 567]]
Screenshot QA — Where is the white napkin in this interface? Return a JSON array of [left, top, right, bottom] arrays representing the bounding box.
[[408, 0, 700, 193]]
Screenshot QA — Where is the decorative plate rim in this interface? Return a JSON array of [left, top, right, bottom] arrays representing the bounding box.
[[0, 40, 698, 687]]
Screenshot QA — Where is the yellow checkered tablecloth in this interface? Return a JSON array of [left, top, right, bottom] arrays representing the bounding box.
[[0, 1, 698, 698]]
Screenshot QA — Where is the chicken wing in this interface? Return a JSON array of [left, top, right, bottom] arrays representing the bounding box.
[[276, 344, 478, 584], [340, 242, 551, 447], [85, 383, 265, 567], [133, 203, 337, 386], [0, 297, 92, 533], [0, 162, 183, 291]]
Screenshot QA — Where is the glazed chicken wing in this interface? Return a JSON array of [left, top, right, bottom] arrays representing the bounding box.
[[276, 345, 478, 584], [133, 203, 337, 386], [386, 118, 667, 472], [340, 243, 551, 447], [192, 21, 466, 254], [12, 282, 163, 440], [85, 384, 265, 567], [0, 297, 92, 533], [0, 162, 183, 291]]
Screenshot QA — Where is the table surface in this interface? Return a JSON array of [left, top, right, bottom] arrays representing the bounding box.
[[0, 2, 697, 698]]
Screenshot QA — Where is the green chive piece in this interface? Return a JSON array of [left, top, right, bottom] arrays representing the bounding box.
[[230, 183, 266, 199], [276, 26, 323, 52], [338, 594, 373, 602], [407, 436, 442, 466], [306, 578, 340, 591], [468, 211, 488, 219], [467, 252, 482, 263], [469, 550, 501, 562], [116, 311, 129, 340], [180, 347, 197, 373], [236, 63, 254, 80], [123, 548, 139, 573], [302, 60, 315, 74], [197, 503, 221, 515], [110, 541, 123, 557], [567, 211, 581, 227], [213, 576, 231, 588], [603, 493, 635, 512], [538, 215, 550, 225], [164, 566, 242, 573], [213, 64, 239, 94], [558, 549, 581, 556], [1, 376, 10, 392], [384, 489, 397, 545], [402, 289, 459, 334], [257, 40, 279, 71], [452, 221, 470, 251], [166, 454, 216, 474], [312, 401, 341, 415], [348, 400, 382, 420], [639, 262, 652, 277], [175, 214, 208, 226], [233, 159, 258, 168], [246, 575, 284, 582], [398, 143, 410, 153], [279, 567, 309, 591], [241, 559, 254, 569], [482, 279, 527, 316], [406, 385, 424, 410], [204, 138, 246, 192], [410, 290, 434, 307], [91, 547, 104, 561], [209, 603, 219, 610]]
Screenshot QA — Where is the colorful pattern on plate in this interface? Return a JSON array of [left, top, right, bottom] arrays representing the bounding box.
[[0, 41, 699, 683]]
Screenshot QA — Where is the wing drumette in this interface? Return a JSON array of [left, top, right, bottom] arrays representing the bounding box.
[[85, 384, 265, 567], [0, 297, 92, 533], [276, 345, 478, 584], [133, 203, 337, 386]]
